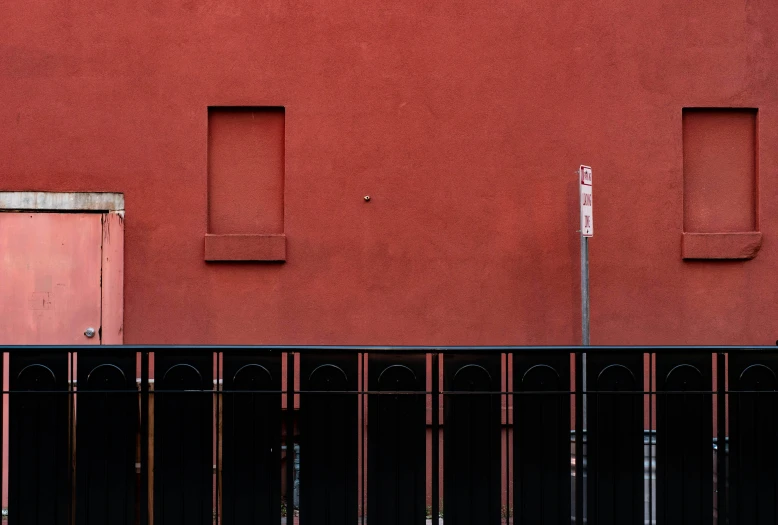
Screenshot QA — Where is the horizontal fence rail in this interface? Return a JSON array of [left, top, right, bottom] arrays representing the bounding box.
[[0, 346, 775, 524]]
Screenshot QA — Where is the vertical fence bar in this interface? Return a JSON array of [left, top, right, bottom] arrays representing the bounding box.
[[575, 350, 583, 525], [222, 351, 282, 525], [649, 352, 653, 525], [153, 352, 214, 523], [75, 352, 137, 525], [587, 352, 644, 525], [717, 352, 726, 524], [505, 352, 510, 525], [0, 351, 3, 523], [9, 351, 69, 524], [656, 352, 712, 525], [299, 353, 358, 524], [361, 352, 366, 525], [69, 350, 75, 525], [286, 352, 294, 523], [367, 353, 426, 525], [141, 350, 149, 525], [443, 353, 501, 523], [441, 353, 501, 521], [514, 351, 571, 524], [364, 353, 368, 525], [216, 350, 220, 525], [431, 353, 439, 525]]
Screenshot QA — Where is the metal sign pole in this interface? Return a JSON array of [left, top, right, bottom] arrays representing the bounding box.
[[578, 165, 592, 347], [578, 165, 592, 479], [581, 234, 590, 345], [581, 232, 589, 449]]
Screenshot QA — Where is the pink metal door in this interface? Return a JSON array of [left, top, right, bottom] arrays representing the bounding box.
[[0, 213, 103, 345]]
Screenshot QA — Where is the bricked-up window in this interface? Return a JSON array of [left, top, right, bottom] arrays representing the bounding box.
[[683, 109, 756, 232], [681, 109, 761, 260], [205, 107, 286, 261]]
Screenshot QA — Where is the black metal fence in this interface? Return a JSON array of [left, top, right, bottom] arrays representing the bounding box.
[[0, 346, 776, 525]]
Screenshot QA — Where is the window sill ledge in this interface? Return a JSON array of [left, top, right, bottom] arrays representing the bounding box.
[[204, 234, 286, 262], [682, 232, 762, 260]]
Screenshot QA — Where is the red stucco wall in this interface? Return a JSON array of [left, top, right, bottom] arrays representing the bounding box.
[[2, 1, 778, 345]]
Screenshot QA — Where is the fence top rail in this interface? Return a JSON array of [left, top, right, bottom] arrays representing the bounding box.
[[0, 345, 776, 353]]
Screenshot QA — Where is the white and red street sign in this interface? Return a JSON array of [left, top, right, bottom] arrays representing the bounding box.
[[579, 165, 593, 237]]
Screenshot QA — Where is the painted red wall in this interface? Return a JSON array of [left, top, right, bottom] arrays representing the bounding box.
[[2, 0, 778, 345]]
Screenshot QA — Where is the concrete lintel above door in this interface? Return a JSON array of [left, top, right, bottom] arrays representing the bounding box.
[[0, 192, 124, 214]]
